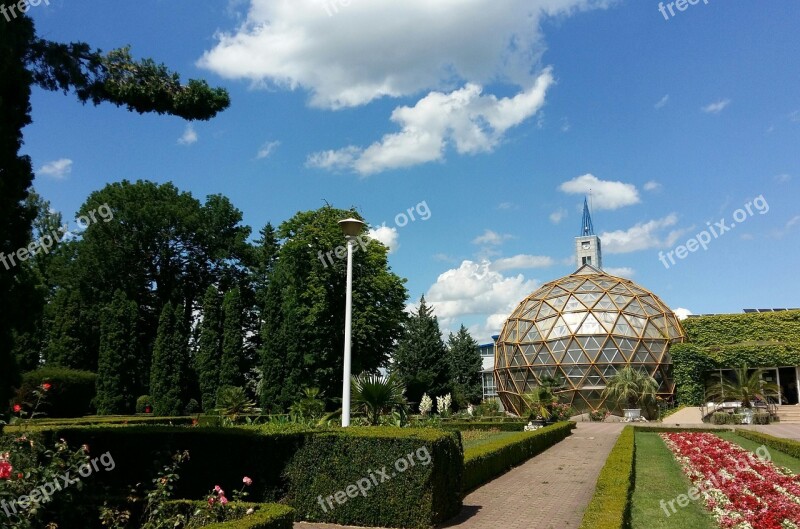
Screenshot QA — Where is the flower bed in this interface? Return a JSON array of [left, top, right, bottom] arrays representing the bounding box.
[[661, 432, 800, 528]]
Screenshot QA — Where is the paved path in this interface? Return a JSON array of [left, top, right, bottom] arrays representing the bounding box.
[[296, 422, 624, 529]]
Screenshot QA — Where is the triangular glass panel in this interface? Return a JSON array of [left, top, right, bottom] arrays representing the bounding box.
[[537, 303, 555, 319], [578, 313, 602, 335], [548, 295, 569, 312], [612, 319, 633, 337], [549, 317, 570, 339], [536, 316, 557, 338], [564, 296, 583, 313]]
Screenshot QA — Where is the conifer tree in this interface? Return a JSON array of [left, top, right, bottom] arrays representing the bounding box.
[[196, 286, 222, 411], [446, 325, 484, 406], [220, 287, 245, 389], [96, 290, 138, 414], [150, 302, 189, 415]]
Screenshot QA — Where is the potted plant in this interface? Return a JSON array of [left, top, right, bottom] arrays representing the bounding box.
[[602, 366, 658, 421], [706, 365, 781, 424]]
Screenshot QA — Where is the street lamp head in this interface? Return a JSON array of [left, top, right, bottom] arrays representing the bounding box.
[[338, 218, 365, 238]]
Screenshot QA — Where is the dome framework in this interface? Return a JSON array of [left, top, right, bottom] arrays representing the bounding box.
[[494, 265, 686, 414]]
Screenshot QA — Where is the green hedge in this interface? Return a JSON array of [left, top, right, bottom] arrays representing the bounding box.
[[162, 501, 294, 529], [462, 422, 575, 493], [579, 426, 635, 529], [734, 429, 800, 459], [671, 344, 718, 406], [284, 427, 462, 529], [16, 367, 97, 417], [682, 310, 800, 346], [4, 416, 196, 431], [438, 421, 527, 432]]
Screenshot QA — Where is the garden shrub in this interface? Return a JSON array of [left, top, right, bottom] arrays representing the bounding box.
[[16, 367, 97, 417], [734, 429, 800, 459], [579, 426, 635, 529], [681, 310, 800, 346], [160, 501, 294, 529], [437, 421, 527, 432], [284, 427, 463, 529], [135, 394, 153, 413], [462, 421, 575, 493]]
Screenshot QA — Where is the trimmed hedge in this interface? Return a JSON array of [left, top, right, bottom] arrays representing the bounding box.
[[734, 429, 800, 459], [438, 421, 527, 432], [4, 415, 196, 430], [682, 310, 800, 346], [285, 427, 462, 529], [579, 426, 635, 529], [16, 367, 97, 417], [162, 501, 294, 529], [462, 421, 575, 493]]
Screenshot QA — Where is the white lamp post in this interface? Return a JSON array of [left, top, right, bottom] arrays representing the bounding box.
[[338, 218, 364, 427]]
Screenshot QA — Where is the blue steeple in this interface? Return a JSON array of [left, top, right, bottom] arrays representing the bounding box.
[[580, 197, 595, 236]]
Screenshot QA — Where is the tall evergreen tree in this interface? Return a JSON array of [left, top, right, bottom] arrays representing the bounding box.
[[150, 302, 189, 416], [392, 297, 450, 406], [43, 289, 88, 369], [96, 290, 138, 414], [446, 325, 484, 407], [220, 287, 245, 389], [196, 286, 222, 411]]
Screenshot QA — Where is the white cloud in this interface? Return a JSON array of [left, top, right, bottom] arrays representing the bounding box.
[[497, 202, 517, 210], [178, 125, 198, 145], [256, 140, 281, 159], [425, 260, 539, 335], [472, 229, 513, 246], [702, 99, 731, 114], [604, 267, 635, 278], [549, 207, 568, 224], [600, 214, 689, 254], [655, 94, 669, 109], [368, 225, 399, 253], [38, 158, 73, 179], [644, 180, 662, 192], [674, 308, 693, 321], [307, 73, 554, 175], [490, 255, 555, 271], [775, 173, 793, 183], [199, 0, 610, 110], [559, 173, 641, 210]]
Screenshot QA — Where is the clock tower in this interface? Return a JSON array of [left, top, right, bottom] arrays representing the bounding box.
[[575, 197, 602, 269]]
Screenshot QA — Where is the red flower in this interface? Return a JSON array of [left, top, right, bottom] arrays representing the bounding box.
[[41, 382, 52, 391], [0, 460, 12, 480], [12, 404, 21, 413]]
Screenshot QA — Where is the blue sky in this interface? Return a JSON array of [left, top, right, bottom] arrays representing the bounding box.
[[23, 0, 800, 342]]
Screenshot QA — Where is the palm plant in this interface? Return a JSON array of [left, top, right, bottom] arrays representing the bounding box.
[[706, 365, 781, 408], [351, 373, 408, 425], [289, 387, 326, 421], [602, 366, 658, 410], [520, 386, 557, 421], [215, 386, 261, 423]]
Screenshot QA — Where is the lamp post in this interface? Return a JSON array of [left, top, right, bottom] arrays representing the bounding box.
[[338, 218, 364, 427]]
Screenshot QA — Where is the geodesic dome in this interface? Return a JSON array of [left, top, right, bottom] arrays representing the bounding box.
[[495, 264, 686, 414]]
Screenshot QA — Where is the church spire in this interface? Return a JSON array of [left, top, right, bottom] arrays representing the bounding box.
[[575, 197, 602, 270], [580, 197, 595, 236]]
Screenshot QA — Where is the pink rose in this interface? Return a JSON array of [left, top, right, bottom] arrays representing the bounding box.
[[242, 476, 253, 486]]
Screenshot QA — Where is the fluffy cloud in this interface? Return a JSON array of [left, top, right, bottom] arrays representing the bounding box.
[[604, 266, 635, 278], [472, 229, 513, 246], [199, 0, 609, 109], [600, 214, 689, 254], [643, 180, 662, 192], [307, 75, 553, 175], [674, 308, 693, 321], [424, 260, 539, 333], [490, 254, 555, 271], [559, 173, 641, 210], [256, 140, 281, 159], [368, 225, 399, 253], [549, 207, 567, 224], [655, 94, 669, 109], [178, 125, 198, 146], [38, 158, 73, 179], [702, 99, 731, 114]]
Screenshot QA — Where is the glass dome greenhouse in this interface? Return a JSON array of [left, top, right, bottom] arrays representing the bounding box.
[[494, 264, 686, 414]]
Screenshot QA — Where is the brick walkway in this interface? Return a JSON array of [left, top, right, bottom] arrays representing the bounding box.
[[295, 422, 624, 529]]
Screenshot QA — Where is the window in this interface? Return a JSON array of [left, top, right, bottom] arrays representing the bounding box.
[[582, 256, 592, 265], [482, 372, 497, 398]]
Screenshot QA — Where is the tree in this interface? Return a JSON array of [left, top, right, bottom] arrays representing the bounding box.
[[96, 290, 138, 414], [602, 366, 659, 411], [259, 207, 407, 411], [392, 297, 450, 406], [43, 289, 88, 369], [706, 365, 781, 409], [446, 325, 483, 407], [220, 287, 245, 388], [0, 13, 230, 403], [196, 286, 222, 412], [150, 302, 190, 416]]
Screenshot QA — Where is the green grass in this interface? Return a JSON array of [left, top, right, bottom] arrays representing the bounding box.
[[630, 432, 716, 529], [461, 430, 521, 451], [716, 431, 800, 474]]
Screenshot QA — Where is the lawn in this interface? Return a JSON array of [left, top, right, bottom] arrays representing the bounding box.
[[630, 431, 716, 529], [716, 431, 800, 474], [460, 429, 521, 451]]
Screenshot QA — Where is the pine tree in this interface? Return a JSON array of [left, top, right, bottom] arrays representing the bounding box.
[[392, 297, 450, 406], [220, 287, 245, 389], [446, 325, 484, 407], [196, 286, 222, 411], [150, 302, 189, 415], [96, 290, 138, 414], [44, 289, 88, 369]]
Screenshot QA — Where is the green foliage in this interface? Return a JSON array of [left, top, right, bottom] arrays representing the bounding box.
[[259, 206, 407, 411], [220, 287, 246, 388], [289, 388, 326, 421], [15, 367, 96, 418], [216, 386, 261, 423], [579, 426, 635, 529], [462, 422, 575, 493], [150, 303, 190, 416], [434, 421, 527, 432], [671, 344, 718, 405], [709, 412, 770, 425], [136, 395, 154, 414], [350, 373, 408, 425], [519, 387, 557, 421], [602, 366, 658, 413], [734, 429, 800, 460], [446, 325, 483, 407], [96, 290, 139, 414], [706, 365, 781, 408], [196, 286, 223, 412], [392, 297, 450, 406], [43, 288, 90, 369], [284, 427, 463, 529], [158, 502, 295, 529], [681, 310, 800, 346]]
